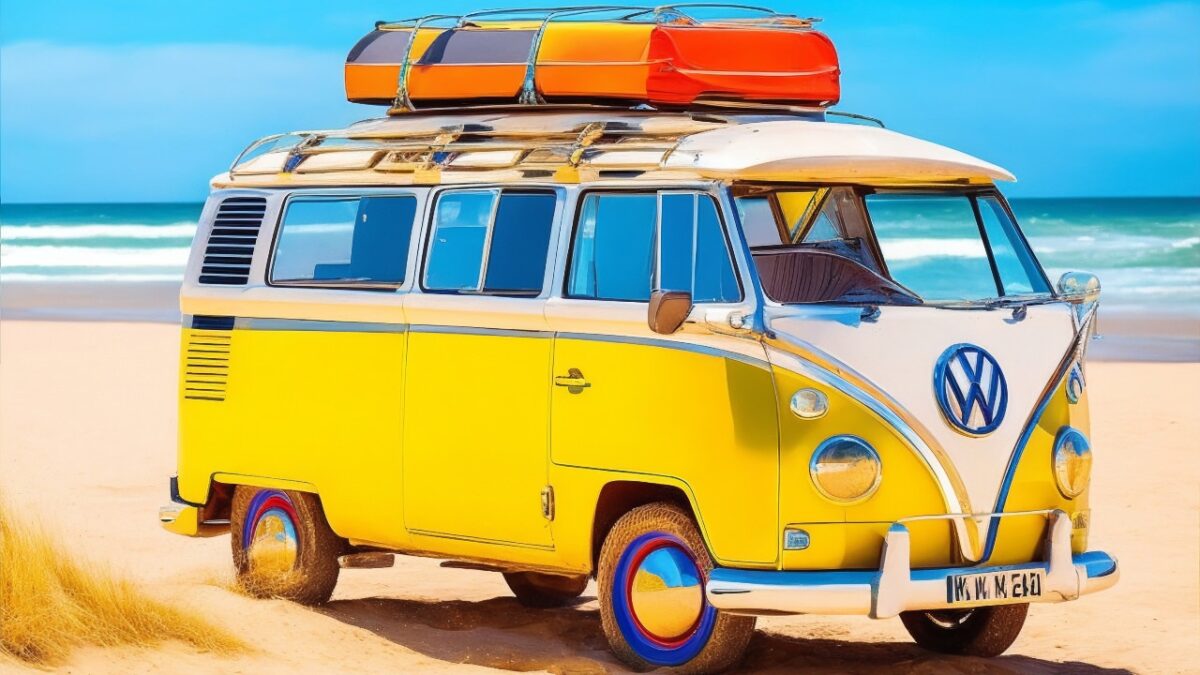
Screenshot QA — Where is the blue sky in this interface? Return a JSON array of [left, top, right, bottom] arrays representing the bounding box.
[[1, 1, 1198, 202]]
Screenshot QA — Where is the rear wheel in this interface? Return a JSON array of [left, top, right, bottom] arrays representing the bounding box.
[[900, 605, 1029, 657], [230, 486, 344, 604], [503, 571, 589, 608], [597, 502, 755, 673]]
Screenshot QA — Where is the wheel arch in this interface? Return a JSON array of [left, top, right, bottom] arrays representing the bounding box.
[[193, 473, 322, 524], [590, 480, 704, 575]]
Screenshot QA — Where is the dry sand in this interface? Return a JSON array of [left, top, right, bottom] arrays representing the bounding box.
[[0, 320, 1196, 674]]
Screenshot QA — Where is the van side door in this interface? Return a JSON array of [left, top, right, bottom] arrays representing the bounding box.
[[402, 188, 561, 549], [546, 189, 780, 567]]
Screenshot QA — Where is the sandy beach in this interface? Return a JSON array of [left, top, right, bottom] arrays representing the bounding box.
[[1, 319, 1197, 674]]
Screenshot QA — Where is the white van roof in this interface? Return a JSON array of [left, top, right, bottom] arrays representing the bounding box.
[[214, 109, 1013, 189], [665, 120, 1015, 184]]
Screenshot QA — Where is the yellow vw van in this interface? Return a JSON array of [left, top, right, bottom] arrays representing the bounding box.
[[161, 106, 1116, 671]]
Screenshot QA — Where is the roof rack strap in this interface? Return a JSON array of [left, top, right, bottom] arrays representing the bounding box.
[[517, 6, 645, 105], [390, 15, 458, 112]]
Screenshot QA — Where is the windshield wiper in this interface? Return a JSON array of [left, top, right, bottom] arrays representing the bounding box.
[[929, 295, 1054, 310]]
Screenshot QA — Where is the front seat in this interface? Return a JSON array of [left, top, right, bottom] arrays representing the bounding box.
[[753, 248, 921, 305]]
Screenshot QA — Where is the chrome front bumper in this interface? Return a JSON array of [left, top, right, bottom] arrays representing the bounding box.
[[707, 510, 1118, 618]]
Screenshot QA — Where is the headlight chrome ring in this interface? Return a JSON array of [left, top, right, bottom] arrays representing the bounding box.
[[1053, 427, 1092, 499], [809, 435, 882, 504]]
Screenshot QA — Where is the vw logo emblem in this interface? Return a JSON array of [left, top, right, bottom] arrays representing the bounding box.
[[934, 344, 1008, 435]]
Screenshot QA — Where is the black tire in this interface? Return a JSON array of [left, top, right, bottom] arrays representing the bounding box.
[[230, 486, 344, 605], [597, 502, 755, 674], [900, 604, 1029, 657], [503, 571, 589, 608]]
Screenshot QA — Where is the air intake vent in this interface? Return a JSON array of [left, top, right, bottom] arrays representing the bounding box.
[[184, 315, 235, 401], [199, 197, 267, 285]]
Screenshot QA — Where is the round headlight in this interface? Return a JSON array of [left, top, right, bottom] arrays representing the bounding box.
[[1053, 427, 1092, 498], [810, 436, 882, 503]]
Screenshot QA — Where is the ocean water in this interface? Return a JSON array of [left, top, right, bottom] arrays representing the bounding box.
[[1, 197, 1198, 314]]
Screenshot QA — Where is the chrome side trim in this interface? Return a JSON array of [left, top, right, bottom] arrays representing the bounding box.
[[233, 317, 407, 333], [557, 331, 770, 369], [204, 317, 775, 367], [408, 527, 556, 552], [409, 324, 554, 338]]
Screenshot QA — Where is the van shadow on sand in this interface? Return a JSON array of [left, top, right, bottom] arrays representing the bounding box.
[[317, 596, 1131, 675]]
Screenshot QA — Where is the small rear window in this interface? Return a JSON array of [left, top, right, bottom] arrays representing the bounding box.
[[271, 195, 417, 287]]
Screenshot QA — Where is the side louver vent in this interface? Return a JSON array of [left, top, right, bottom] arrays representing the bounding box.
[[199, 197, 267, 285], [184, 315, 235, 401]]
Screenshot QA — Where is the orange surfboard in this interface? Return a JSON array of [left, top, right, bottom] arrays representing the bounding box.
[[345, 19, 840, 108]]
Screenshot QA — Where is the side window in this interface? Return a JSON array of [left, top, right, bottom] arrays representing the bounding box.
[[976, 197, 1050, 296], [424, 191, 493, 291], [271, 195, 415, 286], [424, 189, 557, 296], [568, 193, 656, 301], [483, 193, 558, 293], [659, 193, 740, 303], [778, 188, 828, 242], [802, 210, 839, 242], [568, 191, 740, 303], [734, 196, 783, 247]]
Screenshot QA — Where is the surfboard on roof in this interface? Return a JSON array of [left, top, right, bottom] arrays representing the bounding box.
[[344, 5, 840, 110]]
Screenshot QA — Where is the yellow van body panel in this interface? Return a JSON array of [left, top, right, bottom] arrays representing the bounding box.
[[549, 337, 780, 567], [176, 320, 1092, 576], [986, 375, 1092, 564], [772, 366, 955, 569], [402, 330, 554, 548], [178, 325, 408, 549]]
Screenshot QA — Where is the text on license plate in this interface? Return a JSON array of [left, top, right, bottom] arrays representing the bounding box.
[[946, 569, 1044, 605]]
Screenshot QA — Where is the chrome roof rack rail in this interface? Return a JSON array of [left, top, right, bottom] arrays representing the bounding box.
[[458, 5, 633, 25], [626, 4, 817, 28], [826, 111, 886, 128]]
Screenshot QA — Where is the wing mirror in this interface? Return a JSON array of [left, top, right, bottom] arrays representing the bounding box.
[[648, 290, 693, 335], [1056, 271, 1101, 304]]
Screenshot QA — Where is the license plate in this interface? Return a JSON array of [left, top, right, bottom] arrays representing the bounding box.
[[946, 568, 1044, 606]]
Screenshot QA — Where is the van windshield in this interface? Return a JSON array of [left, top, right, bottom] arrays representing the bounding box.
[[866, 193, 1050, 303], [738, 187, 1050, 306]]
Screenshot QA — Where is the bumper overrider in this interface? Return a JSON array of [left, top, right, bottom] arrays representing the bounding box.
[[707, 510, 1118, 618]]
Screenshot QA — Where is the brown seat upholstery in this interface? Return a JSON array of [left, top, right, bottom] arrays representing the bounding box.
[[753, 248, 920, 305]]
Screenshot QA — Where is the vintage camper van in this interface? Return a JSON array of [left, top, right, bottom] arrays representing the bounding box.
[[161, 6, 1116, 672]]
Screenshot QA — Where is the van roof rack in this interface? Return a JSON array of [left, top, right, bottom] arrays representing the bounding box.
[[224, 105, 895, 188], [373, 4, 822, 112]]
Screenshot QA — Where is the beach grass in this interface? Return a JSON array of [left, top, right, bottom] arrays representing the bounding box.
[[0, 493, 246, 665]]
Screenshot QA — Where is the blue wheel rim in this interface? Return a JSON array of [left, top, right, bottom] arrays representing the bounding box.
[[611, 531, 716, 666]]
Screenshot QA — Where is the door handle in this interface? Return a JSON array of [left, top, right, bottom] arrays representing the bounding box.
[[554, 368, 590, 389]]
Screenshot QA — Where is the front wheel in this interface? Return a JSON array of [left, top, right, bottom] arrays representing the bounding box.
[[230, 486, 344, 604], [597, 502, 755, 673], [900, 605, 1029, 657]]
